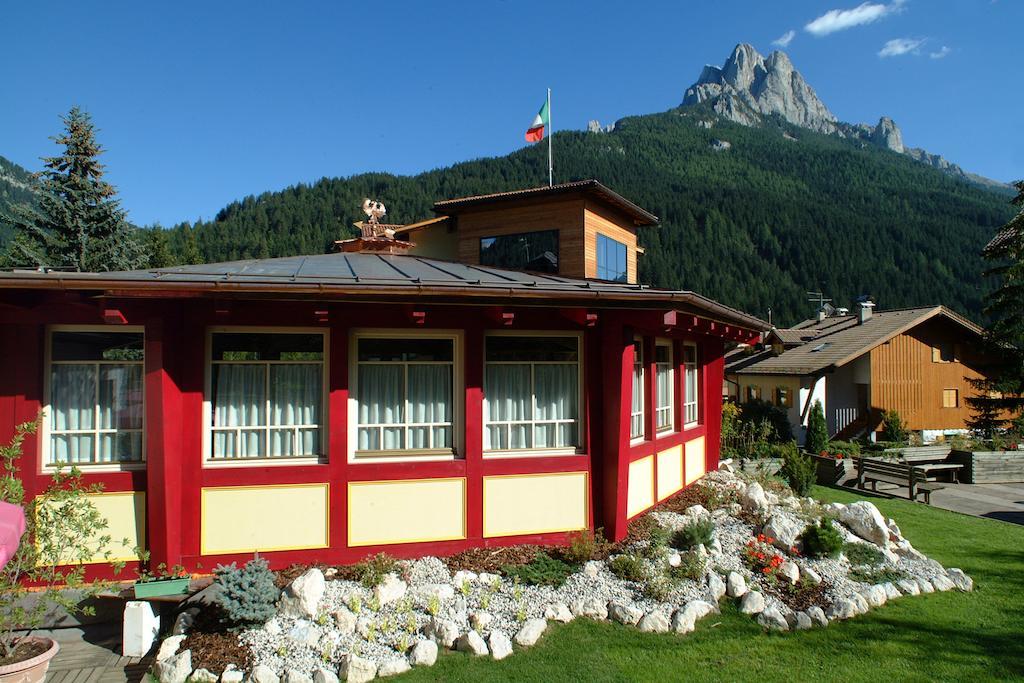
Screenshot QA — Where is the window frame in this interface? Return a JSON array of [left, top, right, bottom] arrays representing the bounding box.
[[42, 325, 147, 472], [775, 386, 792, 408], [348, 329, 464, 463], [932, 343, 956, 363], [630, 336, 645, 442], [203, 326, 329, 467], [483, 330, 584, 458], [683, 343, 700, 428], [942, 388, 960, 409], [654, 338, 675, 434], [596, 233, 628, 283], [478, 229, 560, 274]]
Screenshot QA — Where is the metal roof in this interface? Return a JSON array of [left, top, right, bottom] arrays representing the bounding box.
[[432, 180, 659, 226], [727, 306, 983, 376], [0, 252, 768, 332]]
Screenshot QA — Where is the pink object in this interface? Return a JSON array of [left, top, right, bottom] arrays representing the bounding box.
[[0, 500, 26, 570]]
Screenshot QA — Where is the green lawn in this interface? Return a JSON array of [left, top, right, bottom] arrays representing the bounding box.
[[400, 486, 1024, 682]]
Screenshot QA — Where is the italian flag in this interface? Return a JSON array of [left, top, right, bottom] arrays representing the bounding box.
[[524, 99, 549, 143]]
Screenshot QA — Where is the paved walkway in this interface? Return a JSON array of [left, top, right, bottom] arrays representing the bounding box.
[[842, 480, 1024, 525], [36, 622, 152, 683]]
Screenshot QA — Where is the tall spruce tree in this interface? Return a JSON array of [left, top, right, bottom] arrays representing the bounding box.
[[967, 180, 1024, 437], [3, 107, 145, 272], [144, 226, 175, 268]]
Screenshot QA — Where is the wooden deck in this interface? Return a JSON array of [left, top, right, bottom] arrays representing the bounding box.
[[35, 623, 153, 683]]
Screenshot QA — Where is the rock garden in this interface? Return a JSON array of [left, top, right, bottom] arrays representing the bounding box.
[[152, 463, 974, 683]]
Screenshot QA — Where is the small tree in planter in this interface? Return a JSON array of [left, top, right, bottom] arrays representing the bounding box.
[[881, 409, 909, 445], [0, 417, 116, 672], [805, 400, 828, 455]]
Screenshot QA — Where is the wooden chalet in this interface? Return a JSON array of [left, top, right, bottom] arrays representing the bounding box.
[[0, 180, 766, 576]]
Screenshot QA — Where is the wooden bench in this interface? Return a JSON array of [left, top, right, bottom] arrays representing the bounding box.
[[880, 445, 964, 483], [855, 457, 945, 504]]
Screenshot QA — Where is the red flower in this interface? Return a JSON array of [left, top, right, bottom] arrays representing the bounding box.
[[820, 450, 828, 457], [836, 453, 844, 460]]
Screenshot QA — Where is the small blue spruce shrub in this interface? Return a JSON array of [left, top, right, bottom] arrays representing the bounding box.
[[213, 557, 280, 629]]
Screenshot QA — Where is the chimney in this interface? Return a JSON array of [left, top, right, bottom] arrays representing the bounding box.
[[815, 308, 827, 323], [857, 299, 875, 324]]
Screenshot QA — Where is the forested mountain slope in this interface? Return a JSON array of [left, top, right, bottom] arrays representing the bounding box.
[[0, 155, 36, 241], [165, 107, 1011, 325]]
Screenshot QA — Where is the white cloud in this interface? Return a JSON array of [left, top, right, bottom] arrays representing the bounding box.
[[772, 30, 797, 48], [929, 45, 951, 59], [805, 1, 905, 37], [878, 37, 926, 57]]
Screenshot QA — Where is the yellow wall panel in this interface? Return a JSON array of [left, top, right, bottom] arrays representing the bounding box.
[[84, 492, 145, 563], [482, 472, 587, 538], [202, 484, 329, 555], [627, 456, 655, 518], [348, 478, 465, 547], [656, 445, 684, 501], [685, 436, 707, 485]]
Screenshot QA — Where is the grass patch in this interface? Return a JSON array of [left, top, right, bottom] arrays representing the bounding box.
[[844, 542, 885, 566], [849, 566, 907, 584], [400, 485, 1024, 682]]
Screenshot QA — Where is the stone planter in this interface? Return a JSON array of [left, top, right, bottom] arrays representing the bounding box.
[[951, 450, 1024, 484], [738, 458, 782, 477], [808, 453, 855, 486], [0, 637, 59, 683], [133, 577, 190, 599]]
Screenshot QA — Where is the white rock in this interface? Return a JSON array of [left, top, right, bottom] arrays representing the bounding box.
[[887, 518, 903, 541], [894, 540, 926, 561], [571, 597, 608, 620], [221, 669, 244, 683], [456, 630, 488, 656], [250, 664, 280, 683], [608, 601, 643, 626], [313, 669, 339, 683], [637, 611, 671, 633], [763, 513, 803, 551], [695, 544, 710, 561], [340, 654, 377, 683], [288, 622, 320, 648], [323, 567, 338, 580], [583, 561, 602, 578], [333, 608, 357, 635], [171, 609, 198, 636], [191, 669, 218, 683], [802, 566, 822, 585], [373, 574, 407, 606], [263, 618, 283, 637], [738, 591, 765, 615], [452, 570, 478, 587], [410, 583, 456, 607], [916, 577, 935, 594], [282, 670, 313, 683], [726, 571, 747, 598], [477, 572, 501, 585], [543, 603, 573, 623], [838, 501, 890, 547], [947, 568, 974, 592], [826, 599, 857, 620], [931, 575, 956, 592], [790, 611, 813, 630], [424, 617, 460, 648], [883, 582, 902, 600], [778, 560, 800, 585], [685, 504, 710, 519], [667, 553, 682, 568], [741, 482, 769, 513], [822, 502, 846, 516], [851, 593, 870, 614], [757, 607, 789, 631], [671, 600, 717, 634], [470, 611, 493, 631], [279, 568, 326, 619], [409, 640, 438, 667], [897, 579, 921, 596], [355, 617, 373, 639], [377, 659, 411, 678], [156, 635, 186, 662], [514, 618, 548, 647], [710, 538, 723, 554], [488, 630, 513, 660], [707, 573, 727, 602], [154, 649, 192, 683], [806, 606, 828, 627]]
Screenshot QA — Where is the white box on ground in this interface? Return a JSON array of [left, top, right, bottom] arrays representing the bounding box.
[[123, 600, 160, 657]]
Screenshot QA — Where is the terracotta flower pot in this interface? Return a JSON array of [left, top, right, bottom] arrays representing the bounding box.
[[0, 637, 59, 683]]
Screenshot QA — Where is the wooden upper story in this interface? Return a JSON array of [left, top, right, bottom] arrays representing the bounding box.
[[396, 180, 658, 284]]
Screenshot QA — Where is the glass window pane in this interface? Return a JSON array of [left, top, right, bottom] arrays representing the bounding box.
[[534, 364, 577, 423], [213, 431, 236, 458], [479, 230, 559, 273], [52, 332, 143, 361], [99, 365, 144, 430], [432, 426, 452, 449], [269, 428, 295, 456], [101, 432, 142, 462], [357, 365, 404, 426], [298, 428, 319, 456], [358, 427, 379, 451], [358, 338, 453, 362], [408, 426, 430, 449], [240, 430, 264, 457], [486, 336, 578, 362], [596, 235, 627, 282], [269, 364, 321, 426], [51, 434, 94, 464], [213, 365, 266, 428], [408, 365, 452, 424], [485, 424, 505, 450], [51, 365, 96, 431], [382, 427, 404, 450], [485, 365, 532, 422], [212, 333, 323, 361], [655, 345, 671, 364], [510, 424, 532, 449]]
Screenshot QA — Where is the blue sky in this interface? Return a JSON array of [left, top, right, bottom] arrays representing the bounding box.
[[2, 0, 1020, 227]]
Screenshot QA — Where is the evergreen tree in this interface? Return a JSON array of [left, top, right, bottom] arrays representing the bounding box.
[[144, 226, 175, 268], [881, 409, 908, 444], [805, 400, 828, 453], [967, 180, 1024, 436], [2, 107, 145, 272], [177, 224, 202, 265]]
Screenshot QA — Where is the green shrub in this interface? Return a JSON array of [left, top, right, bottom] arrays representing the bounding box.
[[805, 400, 828, 454], [352, 553, 398, 588], [669, 519, 714, 550], [827, 440, 861, 458], [780, 442, 816, 496], [214, 558, 280, 630], [843, 542, 884, 566], [798, 520, 844, 559], [501, 552, 574, 587], [640, 524, 672, 559], [881, 409, 909, 444], [608, 554, 647, 582], [668, 550, 706, 582], [562, 528, 611, 565], [739, 399, 793, 442], [850, 566, 906, 584]]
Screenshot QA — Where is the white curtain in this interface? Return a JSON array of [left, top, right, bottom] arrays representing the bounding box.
[[484, 365, 531, 449], [99, 365, 143, 462], [269, 364, 321, 455], [408, 365, 451, 448], [535, 364, 577, 447], [51, 365, 95, 463], [631, 363, 644, 438], [213, 364, 266, 458], [358, 365, 404, 450]]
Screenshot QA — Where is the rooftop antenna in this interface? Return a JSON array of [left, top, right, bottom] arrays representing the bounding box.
[[806, 291, 832, 310]]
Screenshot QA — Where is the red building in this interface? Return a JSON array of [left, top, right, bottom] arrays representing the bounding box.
[[0, 181, 765, 575]]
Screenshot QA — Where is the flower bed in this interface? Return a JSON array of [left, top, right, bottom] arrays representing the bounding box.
[[151, 466, 974, 683]]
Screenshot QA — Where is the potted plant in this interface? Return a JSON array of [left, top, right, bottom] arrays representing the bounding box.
[[808, 440, 860, 485], [1, 417, 117, 683], [132, 550, 192, 598]]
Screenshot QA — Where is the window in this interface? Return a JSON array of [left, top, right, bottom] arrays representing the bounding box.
[[943, 388, 959, 408], [47, 329, 144, 466], [597, 234, 627, 282], [484, 335, 580, 451], [209, 331, 324, 460], [655, 341, 674, 432], [354, 336, 455, 454], [746, 385, 762, 402], [933, 343, 955, 363], [630, 339, 645, 440], [683, 345, 699, 426], [775, 386, 792, 408], [479, 230, 559, 273]]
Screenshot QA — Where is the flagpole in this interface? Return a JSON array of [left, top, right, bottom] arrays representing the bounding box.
[[547, 87, 553, 187]]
